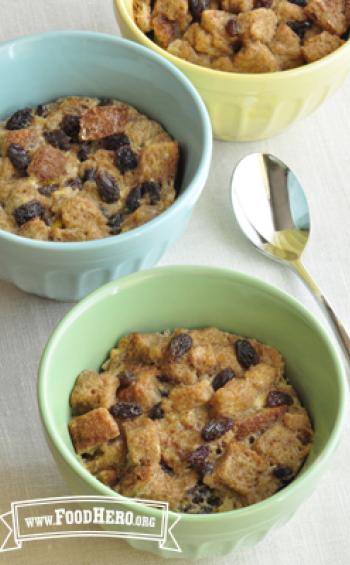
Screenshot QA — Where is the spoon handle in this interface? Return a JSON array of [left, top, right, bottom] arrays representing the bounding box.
[[291, 260, 350, 364]]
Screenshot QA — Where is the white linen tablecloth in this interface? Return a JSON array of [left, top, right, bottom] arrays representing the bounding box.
[[0, 1, 349, 564]]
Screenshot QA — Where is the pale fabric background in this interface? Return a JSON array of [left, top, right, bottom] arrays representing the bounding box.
[[0, 1, 349, 564]]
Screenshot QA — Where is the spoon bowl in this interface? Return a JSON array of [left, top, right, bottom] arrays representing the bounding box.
[[231, 152, 350, 364], [232, 153, 310, 263]]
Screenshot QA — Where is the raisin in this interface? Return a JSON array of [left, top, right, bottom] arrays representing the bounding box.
[[149, 402, 164, 420], [6, 108, 32, 130], [287, 20, 312, 40], [235, 339, 259, 368], [232, 40, 243, 54], [118, 370, 135, 389], [266, 390, 293, 407], [61, 114, 80, 143], [273, 465, 294, 483], [82, 168, 96, 182], [207, 495, 221, 507], [212, 368, 235, 391], [38, 184, 58, 197], [298, 429, 312, 445], [96, 171, 120, 203], [158, 374, 171, 383], [287, 0, 306, 5], [115, 145, 138, 174], [188, 482, 216, 509], [65, 177, 82, 190], [141, 181, 161, 204], [42, 208, 54, 226], [14, 200, 45, 226], [36, 104, 49, 117], [77, 142, 90, 162], [255, 0, 273, 6], [225, 18, 239, 36], [125, 186, 142, 212], [341, 28, 350, 40], [197, 483, 213, 495], [107, 212, 124, 235], [160, 461, 174, 475], [201, 418, 233, 441], [189, 0, 209, 21], [45, 129, 71, 151], [110, 402, 143, 419], [102, 133, 130, 150], [187, 445, 210, 472], [7, 144, 30, 173], [81, 452, 96, 461], [168, 333, 193, 360], [99, 97, 113, 106]]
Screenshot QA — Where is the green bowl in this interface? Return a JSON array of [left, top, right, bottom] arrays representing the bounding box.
[[38, 266, 347, 559]]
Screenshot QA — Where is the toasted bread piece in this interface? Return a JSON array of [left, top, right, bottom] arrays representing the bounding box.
[[302, 31, 344, 62], [123, 416, 161, 465], [205, 441, 268, 495], [305, 0, 347, 35], [28, 145, 67, 181], [238, 9, 278, 43], [139, 141, 179, 182], [80, 105, 129, 141], [70, 370, 119, 415], [254, 422, 311, 471], [69, 407, 120, 454]]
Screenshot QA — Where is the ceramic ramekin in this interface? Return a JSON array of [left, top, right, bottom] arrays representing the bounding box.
[[38, 266, 347, 560], [114, 0, 350, 141], [0, 31, 212, 301]]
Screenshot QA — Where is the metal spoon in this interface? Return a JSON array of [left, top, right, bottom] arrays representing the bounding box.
[[231, 152, 350, 362]]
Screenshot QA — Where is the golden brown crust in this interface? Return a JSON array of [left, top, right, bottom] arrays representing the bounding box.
[[17, 217, 50, 240], [235, 406, 287, 440], [69, 327, 313, 512], [80, 105, 129, 141], [0, 96, 179, 242], [205, 441, 268, 495], [139, 141, 179, 182], [302, 30, 344, 61], [305, 0, 347, 35], [133, 0, 349, 72], [4, 128, 41, 152], [133, 0, 152, 32], [69, 407, 120, 454], [123, 416, 161, 465], [28, 145, 67, 181], [70, 370, 119, 415]]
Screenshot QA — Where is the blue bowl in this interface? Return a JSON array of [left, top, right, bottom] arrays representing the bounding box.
[[0, 31, 212, 301]]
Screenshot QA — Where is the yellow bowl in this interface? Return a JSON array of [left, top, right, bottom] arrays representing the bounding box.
[[114, 0, 350, 141]]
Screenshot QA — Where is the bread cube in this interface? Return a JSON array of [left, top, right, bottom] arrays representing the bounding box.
[[80, 104, 129, 141], [69, 407, 120, 454], [28, 145, 67, 181], [305, 0, 347, 35], [70, 370, 118, 415], [123, 416, 161, 465], [254, 422, 311, 471], [238, 9, 278, 43], [206, 441, 268, 495], [302, 31, 344, 62], [233, 42, 279, 72]]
